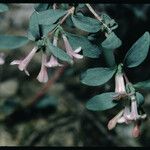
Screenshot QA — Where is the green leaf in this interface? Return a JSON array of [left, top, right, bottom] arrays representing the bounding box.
[[28, 11, 40, 40], [136, 92, 145, 106], [35, 95, 58, 109], [66, 32, 101, 58], [124, 32, 150, 68], [41, 24, 57, 37], [77, 4, 85, 8], [0, 35, 29, 50], [37, 9, 67, 25], [47, 40, 73, 64], [134, 80, 150, 91], [86, 92, 118, 111], [101, 13, 118, 30], [71, 13, 101, 33], [34, 3, 50, 12], [81, 67, 117, 86], [0, 4, 8, 13], [101, 32, 122, 50]]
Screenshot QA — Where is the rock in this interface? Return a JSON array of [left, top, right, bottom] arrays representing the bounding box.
[[0, 79, 18, 98]]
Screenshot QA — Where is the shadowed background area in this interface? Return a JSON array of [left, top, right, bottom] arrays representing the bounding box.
[[0, 3, 149, 146]]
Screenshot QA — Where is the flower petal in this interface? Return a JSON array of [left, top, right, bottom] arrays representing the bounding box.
[[10, 60, 21, 65]]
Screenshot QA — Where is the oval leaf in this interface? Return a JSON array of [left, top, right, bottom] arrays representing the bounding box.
[[66, 32, 101, 58], [86, 92, 118, 111], [0, 35, 29, 50], [136, 92, 145, 106], [36, 95, 58, 109], [134, 80, 150, 91], [124, 32, 150, 68], [71, 13, 101, 33], [81, 67, 117, 86], [37, 9, 67, 25], [28, 11, 40, 40], [47, 41, 73, 64], [0, 4, 8, 13], [101, 32, 122, 50]]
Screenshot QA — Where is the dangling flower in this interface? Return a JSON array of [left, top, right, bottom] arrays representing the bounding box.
[[123, 94, 147, 121], [113, 72, 127, 100], [36, 53, 48, 83], [132, 122, 141, 138], [107, 110, 124, 130], [0, 52, 5, 65], [62, 34, 83, 59], [45, 36, 63, 68], [10, 46, 38, 76], [45, 55, 63, 68]]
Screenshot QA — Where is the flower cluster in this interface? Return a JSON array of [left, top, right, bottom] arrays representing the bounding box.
[[107, 65, 147, 137], [10, 32, 83, 83]]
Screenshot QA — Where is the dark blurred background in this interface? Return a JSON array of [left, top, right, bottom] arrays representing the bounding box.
[[0, 3, 149, 146]]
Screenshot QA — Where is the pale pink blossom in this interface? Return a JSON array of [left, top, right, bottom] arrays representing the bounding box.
[[107, 110, 124, 130], [45, 55, 63, 68], [113, 73, 127, 100], [45, 36, 63, 68], [10, 46, 38, 76], [62, 34, 83, 59], [0, 53, 5, 65], [36, 53, 48, 83], [132, 122, 141, 138], [123, 95, 147, 121]]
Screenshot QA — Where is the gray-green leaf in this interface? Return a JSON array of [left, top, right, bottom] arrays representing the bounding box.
[[0, 35, 29, 50], [101, 32, 122, 50], [47, 40, 73, 64], [36, 95, 58, 109], [28, 11, 40, 40], [134, 80, 150, 91], [71, 13, 101, 33], [81, 67, 117, 86], [86, 92, 118, 111], [124, 32, 150, 68], [136, 92, 145, 106], [66, 32, 101, 58], [37, 9, 67, 25], [0, 4, 8, 13]]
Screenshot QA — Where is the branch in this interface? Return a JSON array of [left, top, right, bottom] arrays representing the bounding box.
[[85, 4, 111, 33], [26, 63, 68, 107]]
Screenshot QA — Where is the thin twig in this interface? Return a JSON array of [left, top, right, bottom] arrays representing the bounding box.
[[48, 6, 75, 37], [26, 64, 68, 107], [85, 4, 111, 33]]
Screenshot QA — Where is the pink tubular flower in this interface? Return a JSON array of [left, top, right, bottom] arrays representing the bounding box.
[[132, 122, 141, 138], [0, 53, 5, 65], [36, 53, 48, 83], [62, 34, 83, 59], [10, 46, 38, 76], [107, 110, 124, 130], [113, 73, 127, 100], [123, 94, 147, 121], [45, 36, 63, 68], [45, 55, 63, 68]]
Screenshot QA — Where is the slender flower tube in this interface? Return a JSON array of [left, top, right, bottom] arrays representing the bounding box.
[[124, 94, 147, 121], [36, 53, 48, 83], [10, 46, 38, 76], [107, 110, 124, 130], [0, 53, 5, 65], [45, 36, 63, 68], [62, 34, 83, 59]]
